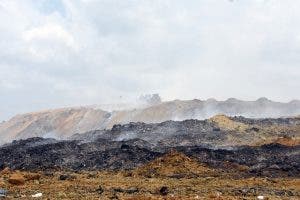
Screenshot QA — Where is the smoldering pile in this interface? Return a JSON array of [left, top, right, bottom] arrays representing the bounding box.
[[0, 116, 299, 178]]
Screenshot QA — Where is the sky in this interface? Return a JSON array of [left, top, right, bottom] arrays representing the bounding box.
[[0, 0, 300, 121]]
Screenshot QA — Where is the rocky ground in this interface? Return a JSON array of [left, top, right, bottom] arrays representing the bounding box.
[[0, 115, 299, 199]]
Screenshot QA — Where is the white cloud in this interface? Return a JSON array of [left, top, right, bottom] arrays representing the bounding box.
[[0, 0, 300, 120], [23, 23, 77, 48], [22, 23, 78, 62]]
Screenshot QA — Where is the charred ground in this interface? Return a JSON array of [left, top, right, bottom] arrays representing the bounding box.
[[0, 115, 299, 177]]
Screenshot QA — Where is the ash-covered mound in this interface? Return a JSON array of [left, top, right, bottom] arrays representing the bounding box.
[[74, 115, 300, 147], [0, 137, 161, 171], [179, 143, 300, 177], [1, 116, 299, 177], [0, 137, 299, 178]]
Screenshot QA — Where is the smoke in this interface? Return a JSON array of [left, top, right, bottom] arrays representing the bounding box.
[[43, 131, 60, 139], [92, 94, 162, 112], [185, 98, 300, 120], [115, 132, 138, 142], [138, 94, 162, 105]]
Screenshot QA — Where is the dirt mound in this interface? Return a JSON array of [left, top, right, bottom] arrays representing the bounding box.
[[0, 107, 110, 145], [133, 150, 214, 178], [209, 114, 248, 132]]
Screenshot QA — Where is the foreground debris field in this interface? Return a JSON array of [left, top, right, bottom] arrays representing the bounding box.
[[1, 152, 300, 199]]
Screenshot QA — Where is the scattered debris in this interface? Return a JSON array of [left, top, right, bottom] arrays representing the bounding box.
[[257, 195, 264, 200], [59, 174, 76, 181], [0, 189, 7, 198], [159, 186, 169, 196], [59, 174, 69, 181], [31, 193, 42, 198], [113, 187, 139, 194], [43, 171, 54, 177], [96, 186, 104, 194], [87, 172, 97, 179]]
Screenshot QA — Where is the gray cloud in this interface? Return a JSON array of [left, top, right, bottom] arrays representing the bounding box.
[[0, 0, 300, 120]]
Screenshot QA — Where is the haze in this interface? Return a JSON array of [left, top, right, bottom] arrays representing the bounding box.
[[0, 0, 300, 121]]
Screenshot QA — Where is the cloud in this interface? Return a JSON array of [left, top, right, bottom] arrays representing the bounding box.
[[0, 0, 300, 120], [23, 23, 77, 49], [22, 23, 78, 61]]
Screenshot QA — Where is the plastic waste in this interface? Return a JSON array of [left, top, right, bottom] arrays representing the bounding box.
[[0, 189, 7, 197], [32, 193, 42, 198]]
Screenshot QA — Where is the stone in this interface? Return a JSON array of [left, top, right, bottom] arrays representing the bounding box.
[[8, 173, 25, 185], [159, 186, 169, 196], [59, 174, 76, 181]]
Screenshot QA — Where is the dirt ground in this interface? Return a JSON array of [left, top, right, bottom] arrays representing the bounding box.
[[0, 170, 299, 200]]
